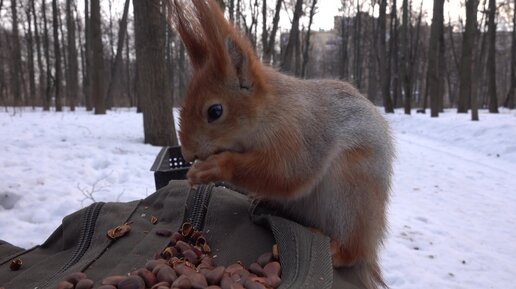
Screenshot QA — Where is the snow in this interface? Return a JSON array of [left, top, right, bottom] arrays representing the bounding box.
[[1, 107, 516, 289]]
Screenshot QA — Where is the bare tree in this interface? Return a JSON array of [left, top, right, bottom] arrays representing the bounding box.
[[106, 0, 131, 109], [504, 0, 516, 109], [301, 0, 317, 78], [91, 0, 106, 114], [263, 0, 283, 64], [42, 0, 52, 111], [66, 0, 79, 111], [486, 0, 498, 113], [25, 3, 36, 108], [390, 0, 400, 107], [52, 0, 62, 111], [10, 0, 23, 106], [134, 0, 177, 145], [84, 0, 93, 111], [281, 0, 303, 73], [427, 0, 444, 117], [354, 1, 362, 89], [400, 0, 411, 114], [125, 22, 133, 107], [379, 0, 393, 112], [30, 0, 45, 107], [458, 0, 479, 114]]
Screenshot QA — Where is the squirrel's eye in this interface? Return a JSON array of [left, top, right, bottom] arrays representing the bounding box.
[[207, 104, 223, 123]]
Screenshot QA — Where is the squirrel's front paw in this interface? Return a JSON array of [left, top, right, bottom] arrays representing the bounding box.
[[187, 153, 230, 185]]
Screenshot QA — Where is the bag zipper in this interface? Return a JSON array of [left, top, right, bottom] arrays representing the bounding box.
[[38, 202, 105, 289], [184, 184, 214, 232]]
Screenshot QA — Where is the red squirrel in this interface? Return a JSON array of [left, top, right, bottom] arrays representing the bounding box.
[[168, 1, 394, 288]]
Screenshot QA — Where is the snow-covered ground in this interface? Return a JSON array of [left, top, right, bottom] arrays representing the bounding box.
[[1, 107, 515, 289]]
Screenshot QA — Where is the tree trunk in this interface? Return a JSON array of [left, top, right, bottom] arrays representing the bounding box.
[[263, 0, 282, 64], [390, 0, 400, 107], [25, 3, 36, 108], [133, 0, 177, 146], [10, 0, 23, 107], [354, 1, 362, 89], [367, 4, 377, 103], [261, 0, 267, 59], [31, 0, 45, 107], [106, 0, 130, 109], [486, 0, 498, 113], [401, 0, 411, 114], [52, 0, 62, 111], [339, 12, 349, 81], [379, 0, 393, 112], [470, 1, 482, 121], [42, 0, 52, 111], [504, 0, 516, 109], [411, 2, 423, 107], [229, 0, 235, 22], [91, 0, 105, 114], [301, 0, 317, 78], [280, 0, 303, 73], [125, 24, 133, 107], [438, 28, 446, 111], [66, 0, 79, 111], [458, 0, 478, 113], [427, 0, 444, 117], [84, 0, 93, 111]]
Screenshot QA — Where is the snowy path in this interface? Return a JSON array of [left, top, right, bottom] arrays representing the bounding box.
[[383, 116, 516, 289], [1, 108, 515, 289]]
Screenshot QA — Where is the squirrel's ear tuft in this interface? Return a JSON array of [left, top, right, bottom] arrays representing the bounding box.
[[168, 0, 208, 70], [225, 37, 253, 90]]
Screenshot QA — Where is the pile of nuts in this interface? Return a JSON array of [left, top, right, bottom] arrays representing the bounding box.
[[55, 222, 281, 289]]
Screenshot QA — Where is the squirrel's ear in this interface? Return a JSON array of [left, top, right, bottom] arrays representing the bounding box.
[[168, 0, 208, 70], [225, 37, 253, 90]]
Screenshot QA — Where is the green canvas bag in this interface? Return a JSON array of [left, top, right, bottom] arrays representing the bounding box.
[[0, 180, 365, 289]]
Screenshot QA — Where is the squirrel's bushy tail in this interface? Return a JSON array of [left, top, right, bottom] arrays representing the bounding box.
[[356, 259, 388, 289]]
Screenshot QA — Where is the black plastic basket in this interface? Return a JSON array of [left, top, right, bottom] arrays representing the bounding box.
[[150, 146, 192, 190]]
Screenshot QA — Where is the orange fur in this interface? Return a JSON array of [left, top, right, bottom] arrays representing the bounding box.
[[168, 1, 393, 288]]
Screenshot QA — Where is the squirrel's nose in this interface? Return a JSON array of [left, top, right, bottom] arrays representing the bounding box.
[[181, 147, 195, 162]]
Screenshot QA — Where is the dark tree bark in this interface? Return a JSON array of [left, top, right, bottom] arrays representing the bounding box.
[[125, 23, 133, 107], [438, 27, 446, 112], [84, 0, 93, 111], [354, 1, 362, 89], [400, 0, 411, 114], [486, 0, 498, 113], [390, 0, 400, 107], [229, 0, 235, 22], [470, 1, 485, 121], [504, 0, 516, 109], [42, 0, 52, 110], [427, 0, 444, 117], [52, 0, 62, 111], [458, 0, 479, 113], [133, 0, 177, 146], [261, 0, 267, 57], [106, 0, 130, 109], [280, 0, 303, 73], [366, 1, 377, 102], [30, 0, 45, 107], [91, 0, 105, 114], [339, 10, 349, 81], [379, 0, 393, 112], [66, 0, 79, 111], [25, 4, 36, 108], [263, 0, 282, 64], [0, 0, 5, 105], [301, 0, 317, 78], [10, 0, 23, 106]]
